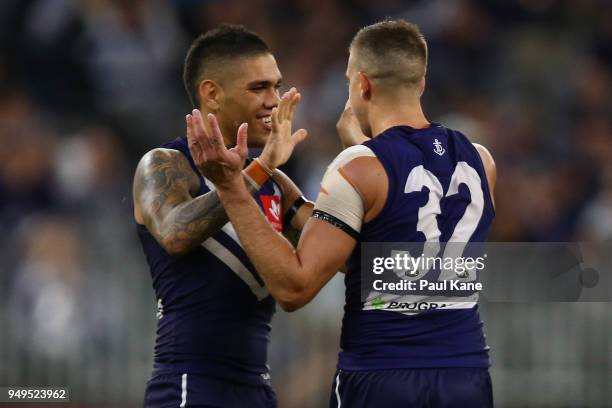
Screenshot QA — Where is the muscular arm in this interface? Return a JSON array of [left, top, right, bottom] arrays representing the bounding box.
[[133, 148, 257, 256], [473, 143, 497, 209], [217, 180, 355, 311], [215, 152, 383, 311]]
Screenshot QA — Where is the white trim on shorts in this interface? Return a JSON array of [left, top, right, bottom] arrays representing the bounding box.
[[335, 372, 342, 408], [180, 373, 187, 407]]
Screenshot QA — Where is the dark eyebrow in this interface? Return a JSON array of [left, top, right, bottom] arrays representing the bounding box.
[[247, 79, 283, 88]]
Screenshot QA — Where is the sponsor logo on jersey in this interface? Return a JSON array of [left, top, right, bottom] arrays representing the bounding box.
[[386, 301, 447, 310], [371, 297, 386, 309], [260, 195, 283, 232], [368, 298, 448, 311]]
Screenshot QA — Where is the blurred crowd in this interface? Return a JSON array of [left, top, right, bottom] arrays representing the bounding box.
[[1, 0, 611, 406]]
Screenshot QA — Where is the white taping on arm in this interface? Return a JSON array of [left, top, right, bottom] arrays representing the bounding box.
[[314, 145, 376, 234]]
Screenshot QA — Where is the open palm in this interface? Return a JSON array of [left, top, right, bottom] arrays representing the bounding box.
[[186, 109, 248, 190], [259, 87, 308, 169]]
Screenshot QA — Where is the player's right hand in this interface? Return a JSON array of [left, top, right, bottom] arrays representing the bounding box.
[[259, 87, 308, 170], [186, 109, 248, 191], [336, 99, 369, 149]]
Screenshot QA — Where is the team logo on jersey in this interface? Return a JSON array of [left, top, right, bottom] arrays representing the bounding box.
[[433, 139, 445, 156], [260, 195, 283, 232]]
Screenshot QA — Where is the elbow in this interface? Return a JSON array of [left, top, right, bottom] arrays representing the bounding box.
[[160, 238, 191, 257], [276, 289, 310, 312], [278, 300, 302, 313]]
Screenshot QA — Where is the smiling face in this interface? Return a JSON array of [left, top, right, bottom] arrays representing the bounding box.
[[215, 53, 282, 147]]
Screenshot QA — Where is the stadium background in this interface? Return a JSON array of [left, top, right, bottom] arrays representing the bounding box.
[[0, 0, 610, 406]]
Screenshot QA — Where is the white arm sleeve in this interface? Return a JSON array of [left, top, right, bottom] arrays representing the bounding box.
[[313, 145, 376, 237]]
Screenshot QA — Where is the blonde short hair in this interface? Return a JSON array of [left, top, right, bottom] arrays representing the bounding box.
[[350, 19, 428, 90]]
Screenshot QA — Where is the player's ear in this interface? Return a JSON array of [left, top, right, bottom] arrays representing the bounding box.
[[418, 77, 426, 97], [358, 72, 371, 101], [199, 79, 223, 112]]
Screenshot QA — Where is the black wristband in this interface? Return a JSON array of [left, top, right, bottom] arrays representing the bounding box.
[[283, 196, 307, 230]]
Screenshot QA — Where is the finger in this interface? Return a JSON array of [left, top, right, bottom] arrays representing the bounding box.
[[187, 115, 205, 162], [206, 113, 227, 151], [191, 109, 209, 142], [187, 114, 200, 146], [271, 107, 279, 133], [291, 128, 308, 146], [286, 87, 298, 120], [186, 114, 204, 159], [191, 109, 215, 157], [186, 114, 195, 145], [287, 92, 301, 122], [278, 87, 295, 121], [231, 122, 249, 159], [277, 91, 289, 122]]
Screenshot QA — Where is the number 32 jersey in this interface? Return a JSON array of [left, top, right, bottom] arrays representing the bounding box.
[[340, 125, 495, 371]]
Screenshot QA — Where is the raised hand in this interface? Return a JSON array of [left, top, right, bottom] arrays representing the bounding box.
[[186, 109, 248, 190], [336, 99, 368, 149], [259, 87, 308, 170]]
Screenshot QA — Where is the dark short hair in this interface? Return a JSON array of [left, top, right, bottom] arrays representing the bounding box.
[[183, 24, 271, 107], [350, 19, 428, 88]]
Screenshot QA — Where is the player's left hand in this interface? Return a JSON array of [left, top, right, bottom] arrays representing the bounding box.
[[337, 99, 368, 149], [258, 87, 308, 170], [186, 109, 248, 191]]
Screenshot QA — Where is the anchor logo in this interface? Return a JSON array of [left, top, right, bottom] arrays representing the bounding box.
[[433, 139, 445, 156]]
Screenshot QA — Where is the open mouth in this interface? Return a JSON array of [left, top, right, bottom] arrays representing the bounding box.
[[258, 116, 272, 131]]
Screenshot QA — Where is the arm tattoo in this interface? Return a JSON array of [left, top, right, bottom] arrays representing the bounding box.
[[165, 191, 232, 254], [134, 149, 257, 255]]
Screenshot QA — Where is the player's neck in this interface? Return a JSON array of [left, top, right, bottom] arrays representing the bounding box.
[[369, 101, 429, 137]]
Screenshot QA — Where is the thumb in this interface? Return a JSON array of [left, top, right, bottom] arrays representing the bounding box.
[[235, 123, 249, 158], [291, 129, 308, 146]]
